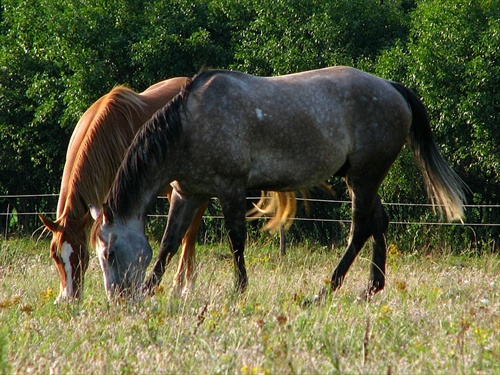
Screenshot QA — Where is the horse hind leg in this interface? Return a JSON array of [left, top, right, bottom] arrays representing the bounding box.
[[364, 195, 389, 300], [322, 176, 382, 298], [329, 201, 373, 292], [325, 189, 389, 301]]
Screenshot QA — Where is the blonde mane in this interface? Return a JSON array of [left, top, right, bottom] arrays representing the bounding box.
[[55, 86, 148, 231]]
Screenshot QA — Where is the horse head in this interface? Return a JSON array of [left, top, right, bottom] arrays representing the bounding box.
[[90, 204, 152, 301], [39, 214, 89, 303]]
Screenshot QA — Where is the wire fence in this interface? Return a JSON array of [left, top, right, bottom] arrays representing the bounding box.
[[2, 193, 499, 230], [3, 193, 496, 254]]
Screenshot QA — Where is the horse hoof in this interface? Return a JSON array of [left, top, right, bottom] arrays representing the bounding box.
[[235, 278, 248, 294], [357, 286, 382, 302], [300, 287, 328, 308], [300, 294, 325, 308], [357, 292, 372, 303]]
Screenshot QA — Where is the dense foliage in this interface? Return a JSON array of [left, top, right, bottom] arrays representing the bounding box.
[[0, 0, 497, 250]]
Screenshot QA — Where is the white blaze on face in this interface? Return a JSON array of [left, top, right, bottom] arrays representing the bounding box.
[[60, 242, 74, 298]]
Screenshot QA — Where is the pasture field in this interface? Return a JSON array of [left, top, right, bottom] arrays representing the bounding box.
[[1, 237, 499, 374]]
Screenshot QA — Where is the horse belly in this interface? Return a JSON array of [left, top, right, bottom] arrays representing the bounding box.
[[245, 108, 350, 191], [247, 140, 348, 191]]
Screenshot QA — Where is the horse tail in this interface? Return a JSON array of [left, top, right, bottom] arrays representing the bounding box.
[[248, 182, 337, 233], [247, 191, 297, 233], [391, 82, 468, 222]]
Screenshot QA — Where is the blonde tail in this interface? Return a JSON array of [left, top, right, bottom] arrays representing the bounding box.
[[247, 191, 297, 233]]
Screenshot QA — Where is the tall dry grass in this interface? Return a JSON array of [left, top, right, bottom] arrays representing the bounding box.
[[1, 238, 499, 374]]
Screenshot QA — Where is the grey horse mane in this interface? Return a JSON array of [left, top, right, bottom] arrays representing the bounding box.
[[105, 69, 255, 218], [106, 79, 196, 217]]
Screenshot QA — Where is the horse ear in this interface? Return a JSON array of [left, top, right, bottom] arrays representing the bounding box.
[[89, 205, 101, 221], [102, 203, 114, 225], [39, 214, 61, 232]]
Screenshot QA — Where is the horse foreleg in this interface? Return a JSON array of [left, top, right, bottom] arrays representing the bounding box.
[[145, 191, 207, 293], [173, 202, 208, 296], [219, 190, 248, 293]]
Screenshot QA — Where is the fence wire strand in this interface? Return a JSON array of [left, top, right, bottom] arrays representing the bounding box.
[[2, 194, 499, 227]]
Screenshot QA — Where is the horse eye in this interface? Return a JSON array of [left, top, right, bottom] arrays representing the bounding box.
[[103, 248, 114, 261], [98, 232, 117, 262]]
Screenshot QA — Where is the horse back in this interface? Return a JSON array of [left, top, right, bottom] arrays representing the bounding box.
[[179, 67, 412, 191], [139, 77, 189, 112]]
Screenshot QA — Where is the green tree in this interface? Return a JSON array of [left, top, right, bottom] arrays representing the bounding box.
[[376, 0, 499, 249], [1, 0, 497, 249], [0, 0, 67, 231], [232, 0, 411, 75], [0, 0, 154, 231], [0, 0, 238, 233], [130, 0, 236, 86]]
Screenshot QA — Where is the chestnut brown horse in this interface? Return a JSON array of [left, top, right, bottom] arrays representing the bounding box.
[[39, 77, 191, 302], [91, 67, 468, 301], [41, 77, 297, 302]]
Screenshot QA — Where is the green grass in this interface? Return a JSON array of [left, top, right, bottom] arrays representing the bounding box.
[[1, 237, 500, 374]]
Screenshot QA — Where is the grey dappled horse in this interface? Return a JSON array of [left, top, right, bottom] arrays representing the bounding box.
[[91, 66, 467, 301]]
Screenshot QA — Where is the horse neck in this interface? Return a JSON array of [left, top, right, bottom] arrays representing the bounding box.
[[107, 104, 183, 223], [103, 84, 187, 220], [116, 78, 187, 145], [56, 96, 109, 218], [57, 86, 152, 226], [109, 155, 177, 224], [62, 80, 185, 226]]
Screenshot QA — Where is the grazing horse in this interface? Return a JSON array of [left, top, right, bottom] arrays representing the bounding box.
[[39, 77, 190, 302], [40, 77, 295, 303], [90, 66, 468, 301]]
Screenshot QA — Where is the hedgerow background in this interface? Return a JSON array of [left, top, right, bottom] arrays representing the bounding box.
[[0, 0, 498, 250]]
